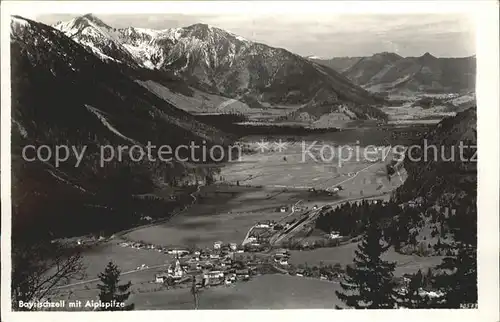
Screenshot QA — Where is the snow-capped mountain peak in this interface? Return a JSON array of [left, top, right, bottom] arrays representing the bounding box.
[[53, 14, 141, 65], [49, 14, 383, 117], [54, 13, 113, 38], [53, 14, 254, 70], [10, 15, 32, 36], [80, 13, 110, 27]]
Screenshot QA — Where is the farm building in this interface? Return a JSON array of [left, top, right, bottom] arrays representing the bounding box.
[[236, 269, 250, 280], [246, 236, 257, 243], [203, 270, 225, 286], [167, 249, 189, 256], [214, 241, 223, 250], [255, 222, 270, 228], [329, 231, 341, 239], [155, 273, 169, 284]]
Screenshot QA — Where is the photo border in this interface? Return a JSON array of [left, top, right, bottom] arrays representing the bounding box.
[[1, 1, 498, 321]]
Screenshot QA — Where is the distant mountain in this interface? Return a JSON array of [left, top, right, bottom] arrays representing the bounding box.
[[309, 52, 476, 94], [11, 16, 231, 239], [53, 14, 386, 120], [338, 52, 404, 87], [307, 56, 362, 73]]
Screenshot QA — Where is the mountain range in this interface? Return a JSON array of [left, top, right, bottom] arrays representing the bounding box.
[[51, 14, 385, 120], [309, 52, 476, 94]]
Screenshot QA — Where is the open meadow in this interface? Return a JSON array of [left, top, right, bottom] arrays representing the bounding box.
[[78, 242, 173, 279], [124, 185, 310, 248], [288, 242, 444, 277], [221, 137, 406, 199], [133, 274, 343, 309]]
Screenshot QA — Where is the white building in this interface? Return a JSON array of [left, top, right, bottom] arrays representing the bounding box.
[[246, 236, 257, 243], [204, 270, 224, 279], [329, 231, 341, 239], [214, 241, 223, 250], [204, 270, 225, 286], [173, 260, 184, 279], [155, 274, 168, 283], [168, 249, 189, 256]]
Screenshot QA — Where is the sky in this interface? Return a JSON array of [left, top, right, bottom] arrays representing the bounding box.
[[34, 13, 476, 58]]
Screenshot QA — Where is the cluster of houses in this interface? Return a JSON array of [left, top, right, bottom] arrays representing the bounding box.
[[118, 240, 177, 253], [245, 234, 273, 249], [272, 248, 290, 266], [56, 234, 110, 247], [277, 203, 307, 213], [153, 241, 258, 288], [244, 221, 279, 248]]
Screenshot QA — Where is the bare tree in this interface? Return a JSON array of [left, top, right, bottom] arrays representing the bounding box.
[[12, 241, 85, 310]]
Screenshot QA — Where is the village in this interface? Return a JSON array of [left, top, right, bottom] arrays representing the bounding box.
[[52, 194, 445, 304], [113, 198, 352, 292], [116, 236, 357, 292], [116, 238, 293, 289]]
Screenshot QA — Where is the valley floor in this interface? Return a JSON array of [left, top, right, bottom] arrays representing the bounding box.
[[48, 125, 443, 310]]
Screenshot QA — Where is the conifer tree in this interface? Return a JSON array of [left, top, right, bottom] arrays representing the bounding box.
[[97, 261, 134, 311], [433, 197, 477, 308], [335, 217, 396, 309]]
